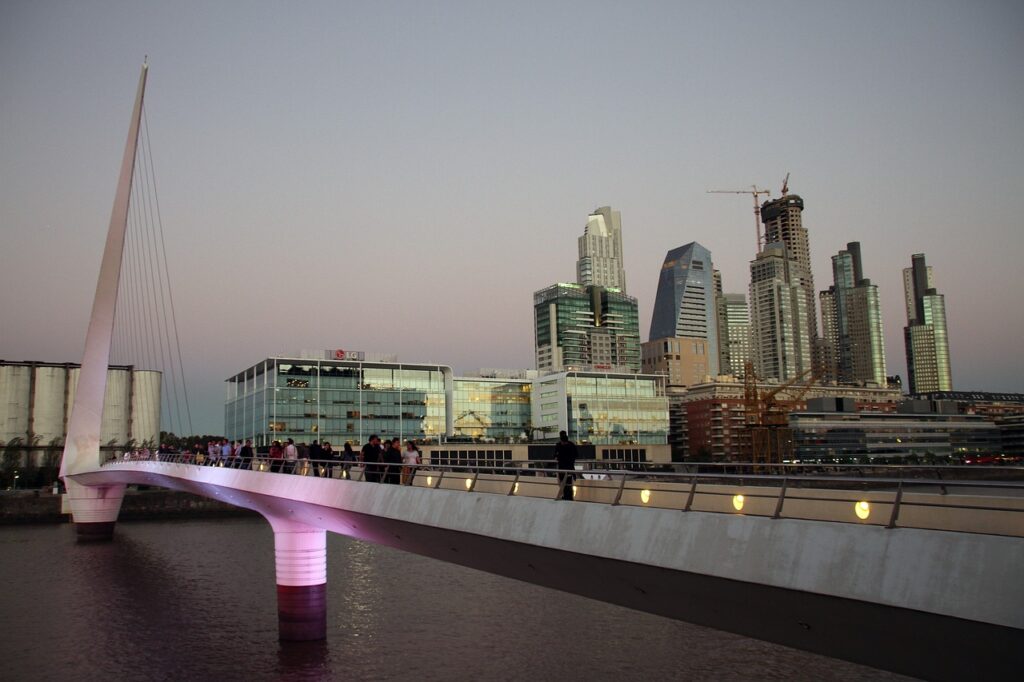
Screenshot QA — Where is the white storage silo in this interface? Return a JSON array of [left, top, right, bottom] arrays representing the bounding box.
[[32, 365, 68, 444], [0, 364, 31, 443], [100, 368, 131, 446], [131, 370, 161, 446]]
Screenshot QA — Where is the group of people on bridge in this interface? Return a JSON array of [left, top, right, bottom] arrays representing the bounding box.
[[129, 431, 578, 499], [359, 434, 423, 485], [168, 436, 424, 483]]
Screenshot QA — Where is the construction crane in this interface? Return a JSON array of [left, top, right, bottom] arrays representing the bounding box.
[[743, 364, 818, 464], [780, 172, 790, 197], [707, 185, 771, 253]]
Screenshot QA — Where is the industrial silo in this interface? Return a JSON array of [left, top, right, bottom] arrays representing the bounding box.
[[32, 364, 69, 444], [0, 363, 31, 443], [131, 370, 162, 447]]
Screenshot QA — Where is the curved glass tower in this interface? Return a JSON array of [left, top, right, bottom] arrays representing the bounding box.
[[649, 242, 719, 378]]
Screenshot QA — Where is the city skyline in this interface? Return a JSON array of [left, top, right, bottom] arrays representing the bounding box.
[[2, 2, 1023, 434]]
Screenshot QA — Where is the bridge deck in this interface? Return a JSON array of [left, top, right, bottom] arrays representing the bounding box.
[[69, 458, 1024, 680]]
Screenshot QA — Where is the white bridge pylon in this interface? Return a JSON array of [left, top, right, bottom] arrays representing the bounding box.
[[60, 62, 149, 540]]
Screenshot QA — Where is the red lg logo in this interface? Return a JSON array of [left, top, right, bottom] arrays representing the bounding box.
[[334, 349, 346, 360]]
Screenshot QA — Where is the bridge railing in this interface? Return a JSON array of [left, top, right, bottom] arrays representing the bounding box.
[[102, 453, 1024, 537]]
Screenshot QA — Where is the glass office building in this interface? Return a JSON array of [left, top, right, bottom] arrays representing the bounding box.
[[452, 377, 532, 442], [819, 242, 887, 385], [532, 371, 669, 444], [534, 283, 641, 373], [649, 242, 719, 378], [749, 242, 812, 381], [903, 253, 952, 393], [791, 398, 999, 461], [225, 356, 452, 447]]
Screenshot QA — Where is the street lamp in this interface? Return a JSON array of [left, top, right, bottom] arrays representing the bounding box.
[[13, 471, 19, 490]]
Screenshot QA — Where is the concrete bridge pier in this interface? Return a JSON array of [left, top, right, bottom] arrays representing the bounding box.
[[268, 518, 327, 641], [64, 478, 126, 541]]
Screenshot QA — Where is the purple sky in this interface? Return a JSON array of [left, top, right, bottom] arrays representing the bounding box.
[[2, 1, 1023, 435]]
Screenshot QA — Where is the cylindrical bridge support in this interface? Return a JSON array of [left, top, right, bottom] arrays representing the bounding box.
[[64, 478, 126, 542], [270, 519, 327, 641]]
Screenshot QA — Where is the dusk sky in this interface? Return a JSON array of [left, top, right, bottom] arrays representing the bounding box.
[[2, 1, 1022, 435]]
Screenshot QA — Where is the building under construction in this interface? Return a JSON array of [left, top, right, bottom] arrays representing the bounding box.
[[675, 376, 903, 461]]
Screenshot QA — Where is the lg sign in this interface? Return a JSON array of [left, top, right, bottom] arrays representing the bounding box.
[[332, 349, 365, 361], [334, 349, 346, 360]]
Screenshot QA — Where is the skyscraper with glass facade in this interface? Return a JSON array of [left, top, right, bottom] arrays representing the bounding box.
[[716, 293, 751, 377], [577, 206, 627, 292], [648, 242, 720, 379], [819, 242, 887, 385], [760, 193, 818, 356], [749, 242, 812, 381], [534, 283, 640, 374], [903, 253, 952, 393]]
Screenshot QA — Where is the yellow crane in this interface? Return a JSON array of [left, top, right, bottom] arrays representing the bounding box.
[[743, 364, 818, 464], [707, 185, 771, 252]]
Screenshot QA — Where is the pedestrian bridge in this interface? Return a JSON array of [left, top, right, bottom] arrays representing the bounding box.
[[59, 63, 1023, 680], [67, 458, 1024, 681]]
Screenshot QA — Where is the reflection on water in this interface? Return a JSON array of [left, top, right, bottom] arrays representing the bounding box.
[[0, 518, 913, 681]]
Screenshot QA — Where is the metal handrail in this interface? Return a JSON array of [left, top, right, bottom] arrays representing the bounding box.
[[103, 452, 1024, 492], [100, 452, 1024, 536]]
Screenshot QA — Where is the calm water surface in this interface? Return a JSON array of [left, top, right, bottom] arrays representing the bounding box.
[[0, 518, 912, 681]]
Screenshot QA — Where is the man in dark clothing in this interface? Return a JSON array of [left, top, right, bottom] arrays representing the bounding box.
[[555, 430, 578, 501], [309, 439, 323, 463], [383, 438, 403, 484], [362, 435, 382, 482], [239, 439, 254, 469]]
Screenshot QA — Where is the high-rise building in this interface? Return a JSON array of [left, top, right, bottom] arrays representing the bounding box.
[[716, 293, 751, 377], [748, 242, 812, 381], [903, 261, 932, 324], [641, 337, 712, 386], [760, 193, 818, 355], [577, 206, 626, 292], [534, 283, 640, 374], [903, 253, 952, 393], [648, 242, 719, 379], [819, 242, 887, 385]]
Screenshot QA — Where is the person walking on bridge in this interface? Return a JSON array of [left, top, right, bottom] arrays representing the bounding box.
[[362, 435, 383, 482], [383, 438, 403, 484], [239, 439, 254, 469], [269, 440, 283, 472], [555, 430, 578, 501], [401, 441, 421, 485], [284, 438, 299, 474], [341, 442, 356, 478]]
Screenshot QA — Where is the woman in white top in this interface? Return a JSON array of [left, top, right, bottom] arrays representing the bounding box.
[[401, 441, 421, 485]]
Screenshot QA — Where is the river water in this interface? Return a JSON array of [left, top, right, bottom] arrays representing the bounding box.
[[1, 518, 910, 681]]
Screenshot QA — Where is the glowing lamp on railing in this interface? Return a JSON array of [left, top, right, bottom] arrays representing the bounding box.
[[732, 494, 745, 511], [855, 500, 871, 520], [465, 478, 473, 490], [573, 485, 579, 497], [427, 476, 433, 486], [640, 489, 651, 504], [513, 482, 519, 494]]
